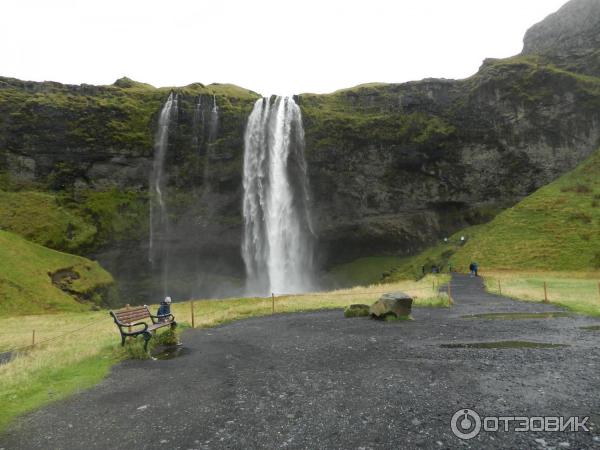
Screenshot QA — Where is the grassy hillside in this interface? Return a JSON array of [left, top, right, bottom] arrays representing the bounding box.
[[387, 147, 600, 280], [0, 188, 149, 254], [451, 147, 600, 271], [0, 230, 114, 315]]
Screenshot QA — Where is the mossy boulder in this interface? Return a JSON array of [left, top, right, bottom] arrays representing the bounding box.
[[344, 304, 370, 318], [370, 292, 413, 319]]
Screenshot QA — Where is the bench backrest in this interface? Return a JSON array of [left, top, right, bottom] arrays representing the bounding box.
[[111, 305, 151, 325]]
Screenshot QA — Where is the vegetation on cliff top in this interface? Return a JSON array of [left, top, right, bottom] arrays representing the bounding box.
[[0, 230, 114, 315]]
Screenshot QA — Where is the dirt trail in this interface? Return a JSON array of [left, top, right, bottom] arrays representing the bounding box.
[[2, 274, 599, 449]]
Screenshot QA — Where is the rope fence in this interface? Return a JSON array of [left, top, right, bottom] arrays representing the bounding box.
[[1, 319, 107, 355]]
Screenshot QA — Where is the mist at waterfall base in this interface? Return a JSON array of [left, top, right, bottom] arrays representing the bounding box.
[[242, 96, 316, 296], [145, 92, 247, 303]]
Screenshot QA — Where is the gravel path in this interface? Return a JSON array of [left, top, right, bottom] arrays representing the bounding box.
[[2, 274, 600, 449]]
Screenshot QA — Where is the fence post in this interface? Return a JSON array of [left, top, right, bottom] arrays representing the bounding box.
[[32, 330, 35, 346], [498, 280, 502, 295], [190, 301, 195, 328], [543, 282, 549, 303]]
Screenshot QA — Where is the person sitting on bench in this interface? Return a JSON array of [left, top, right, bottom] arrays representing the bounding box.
[[157, 296, 172, 322]]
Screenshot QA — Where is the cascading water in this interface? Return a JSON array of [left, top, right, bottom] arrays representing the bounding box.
[[149, 92, 178, 297], [203, 95, 219, 193], [242, 96, 315, 296]]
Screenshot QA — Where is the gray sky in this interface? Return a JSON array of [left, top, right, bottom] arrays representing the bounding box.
[[1, 0, 567, 96]]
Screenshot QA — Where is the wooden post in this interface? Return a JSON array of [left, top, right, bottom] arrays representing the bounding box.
[[543, 282, 549, 303], [32, 330, 35, 346], [498, 280, 502, 295], [272, 293, 275, 314], [190, 301, 195, 328]]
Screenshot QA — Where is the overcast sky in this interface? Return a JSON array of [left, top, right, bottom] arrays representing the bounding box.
[[1, 0, 567, 96]]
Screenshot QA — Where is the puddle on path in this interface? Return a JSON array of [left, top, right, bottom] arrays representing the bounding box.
[[441, 341, 568, 349], [461, 312, 573, 320], [151, 345, 187, 360], [581, 325, 600, 331]]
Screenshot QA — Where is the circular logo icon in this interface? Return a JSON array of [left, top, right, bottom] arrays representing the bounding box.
[[451, 408, 481, 440]]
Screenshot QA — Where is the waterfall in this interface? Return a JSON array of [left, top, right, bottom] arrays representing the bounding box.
[[149, 92, 178, 297], [242, 96, 315, 296], [201, 95, 219, 199], [209, 94, 219, 142]]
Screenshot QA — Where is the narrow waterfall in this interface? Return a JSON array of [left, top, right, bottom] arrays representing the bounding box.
[[209, 94, 219, 142], [149, 92, 178, 297], [203, 95, 219, 189], [242, 96, 315, 296]]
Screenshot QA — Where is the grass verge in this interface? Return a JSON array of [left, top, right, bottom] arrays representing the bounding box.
[[483, 270, 600, 316]]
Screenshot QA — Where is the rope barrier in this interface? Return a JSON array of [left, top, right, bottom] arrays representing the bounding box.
[[1, 319, 107, 354]]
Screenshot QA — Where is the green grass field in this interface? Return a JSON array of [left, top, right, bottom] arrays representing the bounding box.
[[325, 256, 407, 286]]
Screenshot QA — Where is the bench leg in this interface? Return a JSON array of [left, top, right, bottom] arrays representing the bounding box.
[[120, 334, 126, 347], [143, 332, 151, 352], [170, 321, 177, 330]]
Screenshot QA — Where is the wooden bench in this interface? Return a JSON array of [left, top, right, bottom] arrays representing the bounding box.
[[109, 305, 177, 351]]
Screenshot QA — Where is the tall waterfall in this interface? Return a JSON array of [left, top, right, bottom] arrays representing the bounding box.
[[149, 92, 178, 296], [242, 96, 315, 296]]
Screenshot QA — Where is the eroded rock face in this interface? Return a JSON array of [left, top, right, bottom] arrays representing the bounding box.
[[369, 292, 413, 318], [522, 0, 600, 77]]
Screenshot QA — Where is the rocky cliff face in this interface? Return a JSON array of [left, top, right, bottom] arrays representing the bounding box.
[[0, 0, 599, 302], [522, 0, 600, 77]]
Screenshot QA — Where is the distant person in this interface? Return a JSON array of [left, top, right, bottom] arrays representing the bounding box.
[[157, 296, 172, 321], [469, 262, 475, 276], [473, 262, 479, 277]]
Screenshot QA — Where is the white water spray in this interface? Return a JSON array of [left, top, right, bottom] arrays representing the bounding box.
[[242, 96, 315, 296]]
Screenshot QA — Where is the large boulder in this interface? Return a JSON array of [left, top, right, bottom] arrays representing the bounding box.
[[370, 292, 413, 319]]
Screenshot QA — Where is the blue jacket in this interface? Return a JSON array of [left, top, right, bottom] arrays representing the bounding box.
[[157, 302, 171, 317]]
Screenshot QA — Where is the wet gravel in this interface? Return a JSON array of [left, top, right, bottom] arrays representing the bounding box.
[[2, 274, 599, 449]]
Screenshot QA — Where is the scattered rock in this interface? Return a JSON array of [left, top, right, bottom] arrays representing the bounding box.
[[344, 304, 370, 318], [136, 405, 148, 411], [370, 292, 413, 319]]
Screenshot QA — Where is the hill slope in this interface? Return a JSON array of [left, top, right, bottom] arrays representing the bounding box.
[[387, 147, 600, 279], [0, 230, 114, 315], [452, 147, 600, 271]]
